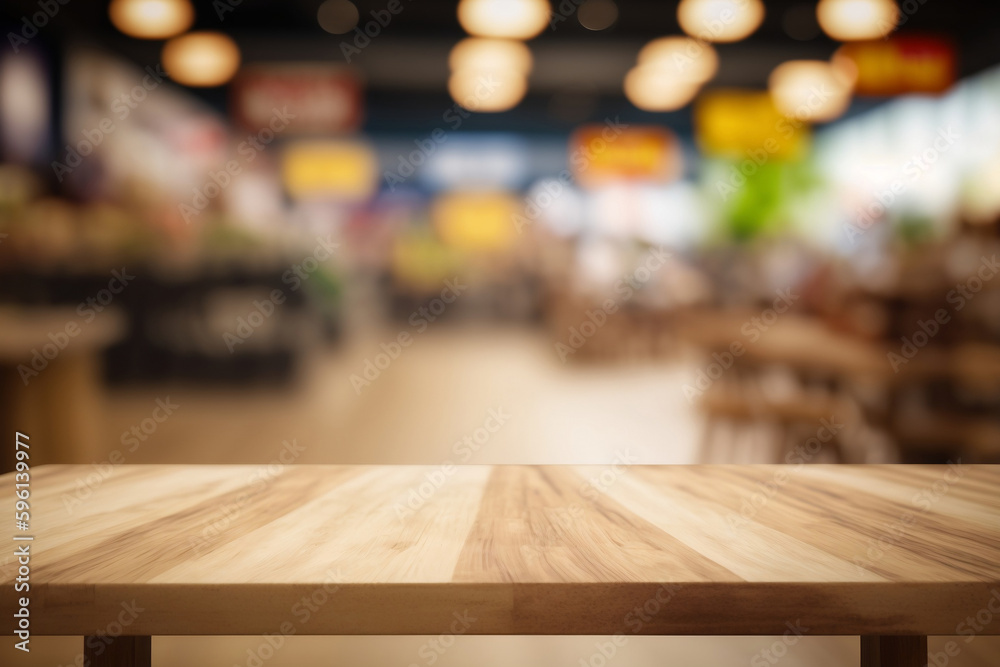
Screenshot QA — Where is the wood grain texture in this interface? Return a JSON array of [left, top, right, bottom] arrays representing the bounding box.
[[2, 464, 999, 636]]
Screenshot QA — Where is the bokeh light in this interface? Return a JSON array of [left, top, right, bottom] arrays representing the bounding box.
[[449, 68, 528, 112], [577, 0, 619, 31], [161, 32, 242, 87], [108, 0, 194, 40], [638, 37, 718, 84], [449, 38, 533, 75], [677, 0, 765, 43], [817, 0, 899, 41], [624, 65, 701, 112], [457, 0, 551, 40], [769, 59, 852, 122], [317, 0, 360, 35]]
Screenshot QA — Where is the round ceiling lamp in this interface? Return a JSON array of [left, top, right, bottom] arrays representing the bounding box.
[[109, 0, 194, 40], [638, 37, 718, 84], [624, 65, 701, 112], [457, 0, 551, 40], [161, 32, 241, 87], [449, 67, 528, 112], [769, 60, 852, 123], [817, 0, 899, 41], [449, 38, 533, 75], [677, 0, 765, 43]]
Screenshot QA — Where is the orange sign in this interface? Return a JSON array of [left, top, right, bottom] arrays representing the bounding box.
[[569, 125, 680, 188], [837, 36, 956, 96]]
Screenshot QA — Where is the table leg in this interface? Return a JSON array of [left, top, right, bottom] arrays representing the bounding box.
[[84, 636, 151, 667], [861, 635, 927, 667]]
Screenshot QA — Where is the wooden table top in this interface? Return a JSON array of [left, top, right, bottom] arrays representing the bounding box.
[[3, 464, 999, 636]]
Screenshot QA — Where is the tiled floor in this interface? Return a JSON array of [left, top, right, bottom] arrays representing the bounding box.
[[8, 325, 999, 666]]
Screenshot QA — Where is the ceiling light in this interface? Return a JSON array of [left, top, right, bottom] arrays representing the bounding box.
[[161, 32, 241, 87], [638, 37, 718, 84], [817, 0, 899, 41], [624, 65, 700, 112], [457, 0, 550, 40], [449, 38, 533, 75], [769, 60, 852, 122], [677, 0, 765, 43], [109, 0, 194, 40], [449, 68, 528, 112]]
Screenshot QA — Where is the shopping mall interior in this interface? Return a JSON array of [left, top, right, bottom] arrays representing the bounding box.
[[2, 0, 1000, 665]]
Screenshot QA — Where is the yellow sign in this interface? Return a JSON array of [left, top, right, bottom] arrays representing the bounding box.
[[282, 140, 376, 201], [431, 191, 518, 252], [695, 90, 809, 160]]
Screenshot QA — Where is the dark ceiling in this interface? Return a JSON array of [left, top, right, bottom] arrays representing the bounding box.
[[4, 0, 1000, 133]]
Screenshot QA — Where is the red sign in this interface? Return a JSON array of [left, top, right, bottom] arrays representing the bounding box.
[[837, 36, 956, 96], [231, 64, 363, 134]]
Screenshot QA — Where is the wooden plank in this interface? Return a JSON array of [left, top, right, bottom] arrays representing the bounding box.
[[1, 464, 999, 636]]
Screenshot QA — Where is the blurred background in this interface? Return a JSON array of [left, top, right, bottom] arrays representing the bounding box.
[[2, 0, 1000, 665]]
